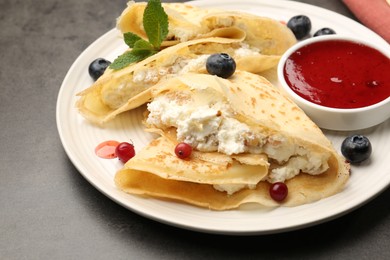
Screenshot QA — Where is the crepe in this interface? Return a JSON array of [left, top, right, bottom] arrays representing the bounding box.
[[76, 1, 297, 125], [117, 1, 217, 46], [117, 1, 296, 53], [76, 33, 281, 125], [115, 71, 350, 210]]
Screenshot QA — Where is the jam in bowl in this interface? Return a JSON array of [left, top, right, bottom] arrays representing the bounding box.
[[277, 35, 390, 131]]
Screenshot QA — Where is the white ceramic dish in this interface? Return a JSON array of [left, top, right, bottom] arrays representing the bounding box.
[[278, 35, 390, 131], [56, 0, 390, 235]]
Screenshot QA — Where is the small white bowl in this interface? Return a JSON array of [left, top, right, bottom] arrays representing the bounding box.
[[277, 35, 390, 131]]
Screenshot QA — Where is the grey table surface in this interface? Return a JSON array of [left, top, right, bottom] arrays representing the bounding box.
[[1, 0, 389, 259]]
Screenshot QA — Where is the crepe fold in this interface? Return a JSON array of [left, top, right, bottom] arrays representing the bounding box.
[[117, 1, 296, 53], [76, 33, 282, 125], [114, 71, 350, 210], [76, 2, 296, 125]]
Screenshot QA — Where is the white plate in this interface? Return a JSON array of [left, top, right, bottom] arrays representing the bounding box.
[[56, 0, 390, 235]]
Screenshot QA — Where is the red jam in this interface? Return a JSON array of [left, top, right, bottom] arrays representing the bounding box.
[[95, 140, 120, 159], [283, 40, 390, 109]]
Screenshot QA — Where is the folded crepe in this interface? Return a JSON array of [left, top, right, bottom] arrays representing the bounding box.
[[115, 71, 350, 210], [76, 32, 283, 125], [76, 2, 296, 125], [117, 1, 296, 54], [117, 1, 218, 46]]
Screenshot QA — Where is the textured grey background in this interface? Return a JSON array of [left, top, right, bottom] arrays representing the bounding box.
[[1, 0, 389, 259]]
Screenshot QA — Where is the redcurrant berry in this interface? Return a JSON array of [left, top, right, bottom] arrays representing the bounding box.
[[175, 142, 192, 159], [115, 142, 135, 163], [269, 182, 288, 202]]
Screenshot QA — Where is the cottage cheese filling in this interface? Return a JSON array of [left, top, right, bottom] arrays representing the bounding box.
[[102, 43, 260, 109], [146, 92, 330, 195]]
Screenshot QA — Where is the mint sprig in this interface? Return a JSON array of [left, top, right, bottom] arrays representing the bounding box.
[[123, 32, 143, 48], [110, 0, 169, 70], [143, 0, 169, 48]]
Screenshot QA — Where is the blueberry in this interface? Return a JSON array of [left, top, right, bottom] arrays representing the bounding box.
[[88, 58, 111, 81], [206, 53, 236, 79], [341, 135, 372, 164], [314, 27, 336, 37], [287, 15, 312, 40]]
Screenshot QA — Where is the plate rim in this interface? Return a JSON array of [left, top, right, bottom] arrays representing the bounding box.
[[56, 0, 390, 235]]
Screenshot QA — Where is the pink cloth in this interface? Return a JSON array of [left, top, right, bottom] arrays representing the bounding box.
[[343, 0, 390, 42]]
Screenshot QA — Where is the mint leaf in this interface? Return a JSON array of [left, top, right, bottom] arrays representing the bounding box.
[[110, 40, 155, 70], [143, 0, 169, 48], [133, 39, 155, 51], [109, 49, 154, 70], [124, 32, 143, 48], [110, 0, 169, 70]]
